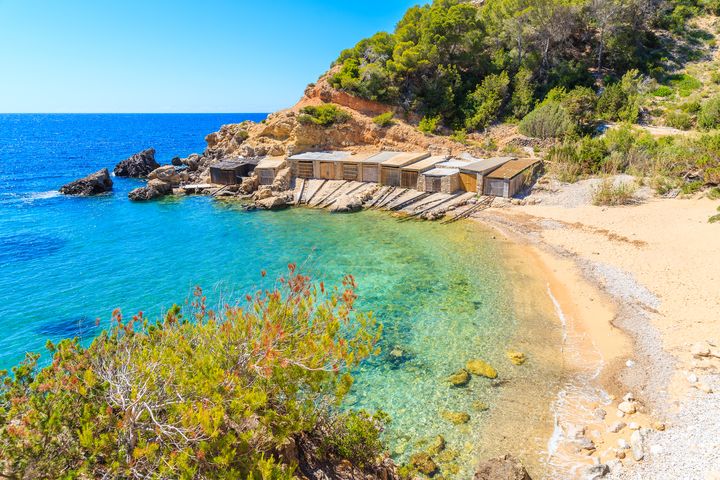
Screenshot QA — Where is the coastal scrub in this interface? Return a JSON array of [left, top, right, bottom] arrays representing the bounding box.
[[0, 266, 386, 479]]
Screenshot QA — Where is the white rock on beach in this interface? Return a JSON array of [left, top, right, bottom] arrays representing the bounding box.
[[609, 421, 626, 433], [618, 438, 630, 449], [628, 422, 640, 430], [630, 429, 647, 461], [687, 372, 699, 383], [618, 401, 637, 414]]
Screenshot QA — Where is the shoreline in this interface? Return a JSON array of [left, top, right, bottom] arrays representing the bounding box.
[[471, 195, 720, 479]]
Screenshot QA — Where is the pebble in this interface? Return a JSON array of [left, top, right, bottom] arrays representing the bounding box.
[[629, 422, 640, 430], [618, 439, 630, 450], [652, 422, 666, 431], [594, 408, 607, 420], [618, 401, 637, 414], [615, 449, 626, 459], [623, 392, 635, 402], [687, 372, 699, 383], [626, 359, 636, 367], [630, 429, 646, 461], [608, 421, 626, 433]]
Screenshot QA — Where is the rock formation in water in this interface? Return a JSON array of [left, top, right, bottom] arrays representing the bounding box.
[[114, 148, 160, 178], [59, 168, 113, 196], [473, 454, 532, 480], [128, 165, 187, 201]]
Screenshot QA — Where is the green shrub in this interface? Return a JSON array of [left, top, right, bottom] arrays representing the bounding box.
[[711, 71, 720, 84], [518, 102, 575, 138], [510, 67, 536, 120], [298, 104, 351, 127], [591, 178, 638, 205], [419, 115, 441, 134], [681, 180, 704, 194], [597, 71, 642, 123], [665, 111, 693, 130], [680, 100, 701, 113], [373, 111, 395, 127], [0, 267, 384, 479], [653, 85, 674, 97], [708, 186, 720, 199], [561, 86, 598, 131], [465, 72, 511, 131], [698, 96, 720, 129], [451, 129, 468, 144], [669, 74, 702, 97], [321, 411, 389, 468], [709, 206, 720, 223]]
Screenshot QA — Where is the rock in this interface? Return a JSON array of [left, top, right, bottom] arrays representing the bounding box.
[[573, 436, 596, 451], [330, 195, 363, 213], [618, 401, 637, 414], [465, 359, 498, 379], [628, 422, 640, 430], [472, 401, 489, 411], [623, 392, 635, 402], [239, 174, 259, 194], [409, 452, 438, 477], [272, 167, 291, 191], [427, 435, 446, 455], [607, 460, 623, 474], [441, 411, 470, 425], [59, 168, 113, 196], [171, 156, 182, 166], [584, 463, 609, 479], [687, 372, 699, 383], [652, 422, 666, 431], [617, 439, 630, 450], [148, 165, 182, 185], [447, 369, 471, 387], [128, 179, 172, 201], [255, 196, 287, 210], [594, 408, 607, 420], [691, 342, 711, 358], [506, 351, 526, 366], [630, 429, 646, 461], [113, 148, 159, 178], [387, 346, 412, 366], [473, 454, 532, 480], [615, 449, 626, 459], [608, 421, 626, 433]]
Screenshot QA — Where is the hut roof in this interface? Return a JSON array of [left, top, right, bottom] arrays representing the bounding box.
[[256, 156, 285, 169], [402, 155, 448, 172], [459, 156, 515, 174], [424, 167, 459, 177], [436, 159, 472, 169], [288, 151, 352, 161], [212, 158, 258, 170], [379, 151, 430, 167], [485, 159, 540, 180]]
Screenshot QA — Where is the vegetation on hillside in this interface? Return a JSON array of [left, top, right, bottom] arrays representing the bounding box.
[[329, 0, 715, 132], [0, 267, 387, 479]]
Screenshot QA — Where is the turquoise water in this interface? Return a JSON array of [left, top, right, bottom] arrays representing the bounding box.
[[0, 115, 559, 478]]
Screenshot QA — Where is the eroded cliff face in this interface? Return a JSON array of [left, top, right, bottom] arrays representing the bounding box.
[[200, 75, 466, 163]]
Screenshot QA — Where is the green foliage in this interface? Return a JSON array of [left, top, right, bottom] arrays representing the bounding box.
[[298, 104, 351, 127], [653, 85, 674, 97], [561, 86, 598, 132], [668, 73, 702, 97], [321, 411, 389, 468], [0, 267, 385, 479], [709, 206, 720, 223], [665, 110, 694, 130], [698, 96, 720, 130], [591, 178, 638, 205], [373, 111, 395, 127], [597, 71, 642, 123], [465, 72, 510, 131], [419, 115, 441, 134], [711, 71, 720, 84], [510, 67, 536, 120], [518, 102, 575, 138]]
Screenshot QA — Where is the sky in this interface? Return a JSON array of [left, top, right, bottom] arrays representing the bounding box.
[[0, 0, 421, 113]]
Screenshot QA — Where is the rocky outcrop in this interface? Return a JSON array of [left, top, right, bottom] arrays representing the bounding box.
[[148, 165, 187, 185], [255, 196, 287, 210], [474, 454, 532, 480], [128, 179, 172, 201], [59, 168, 113, 196], [329, 195, 362, 213], [114, 148, 160, 178]]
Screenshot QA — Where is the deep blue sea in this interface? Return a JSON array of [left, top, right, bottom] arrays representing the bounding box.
[[0, 114, 561, 477]]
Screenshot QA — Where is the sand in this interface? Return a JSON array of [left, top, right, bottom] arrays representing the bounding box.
[[473, 193, 720, 479]]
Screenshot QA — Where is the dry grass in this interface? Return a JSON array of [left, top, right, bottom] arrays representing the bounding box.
[[591, 178, 638, 206]]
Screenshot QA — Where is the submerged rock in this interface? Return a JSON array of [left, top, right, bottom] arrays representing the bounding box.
[[255, 196, 287, 210], [128, 179, 172, 201], [466, 359, 498, 379], [59, 168, 113, 196], [506, 351, 526, 366], [114, 148, 160, 178], [426, 435, 446, 455], [441, 410, 470, 425], [447, 369, 470, 387], [409, 452, 438, 476], [473, 454, 532, 480]]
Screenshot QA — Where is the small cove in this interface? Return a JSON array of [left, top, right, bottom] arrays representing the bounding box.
[[0, 114, 565, 478]]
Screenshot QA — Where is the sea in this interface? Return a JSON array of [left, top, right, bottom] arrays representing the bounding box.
[[0, 114, 564, 478]]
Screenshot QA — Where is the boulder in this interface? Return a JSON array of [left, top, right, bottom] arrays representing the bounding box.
[[255, 196, 287, 210], [584, 463, 610, 480], [171, 156, 182, 166], [409, 452, 438, 477], [474, 454, 532, 480], [128, 179, 172, 201], [240, 174, 259, 194], [466, 359, 498, 379], [447, 369, 471, 387], [255, 186, 273, 200], [59, 168, 113, 196], [618, 401, 637, 414], [330, 195, 363, 213], [148, 165, 182, 185], [114, 148, 159, 178]]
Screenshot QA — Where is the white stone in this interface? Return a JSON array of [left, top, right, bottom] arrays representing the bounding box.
[[626, 359, 636, 367], [608, 422, 626, 433], [618, 401, 637, 414], [630, 430, 645, 461], [616, 410, 625, 418], [623, 392, 635, 402], [628, 422, 640, 430], [618, 439, 630, 449], [687, 372, 699, 383]]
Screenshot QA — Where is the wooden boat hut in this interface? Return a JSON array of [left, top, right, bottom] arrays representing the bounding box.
[[353, 152, 386, 183], [377, 151, 429, 186], [455, 155, 515, 193], [255, 156, 286, 185], [209, 159, 257, 185], [288, 151, 352, 180], [399, 155, 448, 189], [483, 158, 541, 197], [418, 167, 461, 194]]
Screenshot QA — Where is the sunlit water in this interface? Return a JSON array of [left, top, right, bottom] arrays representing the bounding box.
[[0, 114, 564, 478]]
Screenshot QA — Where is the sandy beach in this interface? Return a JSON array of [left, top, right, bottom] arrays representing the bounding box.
[[473, 188, 720, 479]]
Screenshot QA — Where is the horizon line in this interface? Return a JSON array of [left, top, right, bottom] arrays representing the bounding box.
[[0, 112, 271, 115]]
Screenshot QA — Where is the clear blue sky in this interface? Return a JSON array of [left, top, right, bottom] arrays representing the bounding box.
[[0, 0, 421, 113]]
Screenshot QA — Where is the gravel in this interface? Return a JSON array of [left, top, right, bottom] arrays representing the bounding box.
[[526, 175, 652, 208]]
